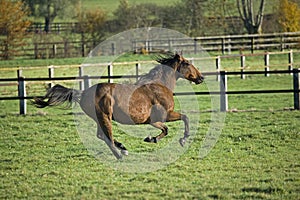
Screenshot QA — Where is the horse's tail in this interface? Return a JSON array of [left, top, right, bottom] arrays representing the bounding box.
[[32, 84, 82, 108]]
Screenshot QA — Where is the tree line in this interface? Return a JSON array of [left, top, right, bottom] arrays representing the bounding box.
[[1, 0, 300, 59]]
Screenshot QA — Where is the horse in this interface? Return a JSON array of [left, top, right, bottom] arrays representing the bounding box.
[[32, 53, 204, 159]]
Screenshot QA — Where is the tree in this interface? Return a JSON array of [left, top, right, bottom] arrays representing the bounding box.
[[0, 0, 31, 60], [113, 0, 161, 31], [23, 0, 79, 33], [277, 0, 300, 32], [237, 0, 265, 34], [76, 8, 108, 44]]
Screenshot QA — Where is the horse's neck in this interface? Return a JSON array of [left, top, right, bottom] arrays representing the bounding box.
[[136, 65, 177, 91], [158, 68, 176, 91]]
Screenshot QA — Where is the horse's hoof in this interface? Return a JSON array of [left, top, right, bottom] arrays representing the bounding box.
[[179, 138, 185, 147], [121, 149, 129, 156], [144, 136, 157, 143]]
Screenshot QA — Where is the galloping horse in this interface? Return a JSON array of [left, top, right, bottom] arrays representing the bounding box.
[[33, 53, 204, 159]]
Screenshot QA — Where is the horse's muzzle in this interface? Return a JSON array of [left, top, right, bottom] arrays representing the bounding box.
[[195, 76, 205, 84]]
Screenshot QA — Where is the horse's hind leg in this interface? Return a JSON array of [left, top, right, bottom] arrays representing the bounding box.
[[97, 126, 128, 156], [97, 118, 122, 159], [144, 122, 168, 143]]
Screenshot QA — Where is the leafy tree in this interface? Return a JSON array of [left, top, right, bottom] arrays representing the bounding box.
[[0, 0, 31, 60], [23, 0, 79, 33], [76, 7, 107, 44], [277, 0, 300, 32], [113, 0, 162, 31], [237, 0, 265, 34]]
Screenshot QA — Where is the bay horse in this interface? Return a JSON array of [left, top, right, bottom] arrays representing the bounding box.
[[33, 53, 204, 159]]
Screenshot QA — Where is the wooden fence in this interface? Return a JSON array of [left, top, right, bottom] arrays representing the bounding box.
[[3, 32, 300, 59], [133, 32, 300, 54], [0, 69, 299, 115]]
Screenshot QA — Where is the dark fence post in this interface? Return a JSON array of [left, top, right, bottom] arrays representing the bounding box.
[[17, 71, 26, 115], [64, 41, 68, 58], [52, 44, 57, 58], [216, 56, 221, 81], [289, 50, 293, 75], [111, 43, 115, 56], [220, 71, 228, 112], [240, 54, 245, 79], [34, 43, 38, 59], [293, 68, 299, 110], [194, 39, 197, 54], [79, 66, 84, 90], [251, 37, 255, 54], [264, 52, 270, 77], [83, 75, 90, 90]]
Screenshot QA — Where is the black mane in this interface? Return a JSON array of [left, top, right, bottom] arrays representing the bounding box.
[[154, 52, 177, 65]]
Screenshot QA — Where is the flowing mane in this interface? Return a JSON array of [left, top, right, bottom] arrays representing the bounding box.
[[135, 53, 179, 90]]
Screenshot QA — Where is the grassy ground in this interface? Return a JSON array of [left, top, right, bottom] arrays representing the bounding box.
[[0, 108, 299, 199], [0, 53, 299, 199]]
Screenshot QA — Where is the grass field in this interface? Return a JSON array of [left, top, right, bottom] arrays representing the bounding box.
[[0, 107, 299, 199], [0, 52, 300, 199]]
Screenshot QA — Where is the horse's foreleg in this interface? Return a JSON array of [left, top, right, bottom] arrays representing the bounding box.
[[144, 122, 168, 143], [166, 111, 190, 147]]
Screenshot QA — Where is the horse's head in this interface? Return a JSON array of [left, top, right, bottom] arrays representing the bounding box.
[[173, 53, 204, 84]]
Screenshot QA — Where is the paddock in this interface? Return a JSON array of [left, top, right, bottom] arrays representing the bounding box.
[[0, 51, 299, 199]]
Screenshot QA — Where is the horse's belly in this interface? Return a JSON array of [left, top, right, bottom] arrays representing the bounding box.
[[112, 104, 151, 125]]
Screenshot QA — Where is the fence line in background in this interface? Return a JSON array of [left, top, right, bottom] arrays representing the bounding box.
[[3, 32, 300, 59]]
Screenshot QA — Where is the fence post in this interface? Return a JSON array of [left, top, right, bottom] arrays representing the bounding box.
[[48, 65, 54, 88], [264, 52, 270, 77], [240, 54, 245, 79], [108, 64, 113, 83], [64, 41, 68, 58], [194, 39, 197, 54], [52, 44, 57, 58], [251, 37, 255, 54], [220, 71, 228, 112], [17, 74, 26, 115], [221, 38, 225, 55], [79, 66, 84, 90], [289, 50, 293, 75], [83, 75, 91, 90], [216, 56, 221, 81], [227, 38, 231, 54], [81, 43, 86, 57], [293, 68, 299, 110], [111, 43, 115, 56], [136, 62, 140, 82], [34, 43, 38, 59]]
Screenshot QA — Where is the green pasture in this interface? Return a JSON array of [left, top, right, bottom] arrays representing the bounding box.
[[0, 53, 300, 199], [81, 0, 176, 13], [0, 106, 299, 199]]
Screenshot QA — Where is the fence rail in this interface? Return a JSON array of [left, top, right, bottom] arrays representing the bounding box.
[[0, 69, 299, 115]]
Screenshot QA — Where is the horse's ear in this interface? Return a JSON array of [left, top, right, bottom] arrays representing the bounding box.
[[174, 53, 182, 61]]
